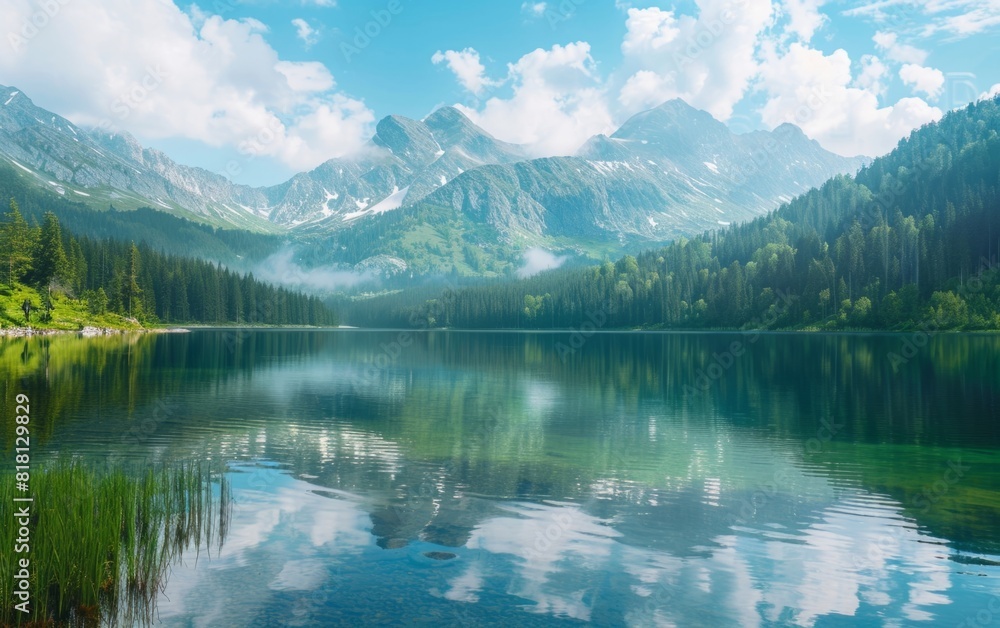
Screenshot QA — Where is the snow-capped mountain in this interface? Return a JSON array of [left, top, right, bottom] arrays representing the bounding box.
[[0, 83, 867, 273]]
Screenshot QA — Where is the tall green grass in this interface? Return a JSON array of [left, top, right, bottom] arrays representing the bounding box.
[[0, 461, 231, 626]]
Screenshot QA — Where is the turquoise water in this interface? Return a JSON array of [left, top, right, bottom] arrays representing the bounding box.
[[3, 330, 999, 626]]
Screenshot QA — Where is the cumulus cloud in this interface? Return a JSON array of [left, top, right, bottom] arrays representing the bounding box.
[[854, 55, 889, 96], [454, 42, 615, 157], [0, 0, 374, 172], [899, 64, 945, 98], [617, 2, 775, 121], [981, 84, 1000, 100], [757, 42, 942, 157], [291, 18, 318, 48], [516, 248, 570, 278], [432, 48, 496, 96], [782, 0, 827, 41]]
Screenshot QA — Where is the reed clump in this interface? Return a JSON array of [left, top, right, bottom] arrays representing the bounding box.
[[1, 461, 231, 627]]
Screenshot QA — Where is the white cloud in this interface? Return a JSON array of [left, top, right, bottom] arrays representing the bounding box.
[[782, 0, 827, 41], [0, 0, 374, 172], [431, 48, 496, 96], [899, 63, 945, 98], [931, 7, 1000, 36], [617, 2, 775, 121], [275, 61, 333, 93], [521, 2, 547, 18], [516, 248, 570, 278], [855, 55, 888, 96], [845, 0, 1000, 38], [872, 31, 928, 65], [291, 18, 318, 48], [454, 42, 615, 157], [620, 6, 682, 53], [981, 83, 1000, 100], [757, 42, 942, 157]]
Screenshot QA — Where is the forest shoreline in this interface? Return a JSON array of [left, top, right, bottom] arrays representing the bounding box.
[[0, 325, 189, 338]]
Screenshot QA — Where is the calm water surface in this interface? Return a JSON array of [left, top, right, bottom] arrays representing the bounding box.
[[2, 330, 999, 626]]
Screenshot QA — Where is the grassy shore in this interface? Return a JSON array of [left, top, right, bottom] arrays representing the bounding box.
[[0, 462, 231, 626], [0, 284, 140, 334]]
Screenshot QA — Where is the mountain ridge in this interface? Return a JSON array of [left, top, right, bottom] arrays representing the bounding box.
[[0, 82, 868, 275]]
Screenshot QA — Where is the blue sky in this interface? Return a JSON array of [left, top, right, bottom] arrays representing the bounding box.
[[2, 0, 999, 186]]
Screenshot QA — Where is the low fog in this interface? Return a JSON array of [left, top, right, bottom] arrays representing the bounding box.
[[516, 247, 570, 279], [254, 249, 375, 293]]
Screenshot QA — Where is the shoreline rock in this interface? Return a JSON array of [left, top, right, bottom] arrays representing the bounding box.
[[0, 326, 130, 338], [79, 326, 125, 337]]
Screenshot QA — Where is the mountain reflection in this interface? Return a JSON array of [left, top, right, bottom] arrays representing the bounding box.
[[6, 330, 999, 625]]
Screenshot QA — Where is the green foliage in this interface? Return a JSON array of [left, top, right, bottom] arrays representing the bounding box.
[[0, 163, 286, 268], [350, 96, 1000, 331], [851, 296, 872, 326], [0, 198, 35, 287], [0, 462, 230, 626], [83, 287, 109, 315], [523, 294, 550, 319], [30, 211, 71, 289], [927, 291, 969, 328], [0, 209, 338, 329]]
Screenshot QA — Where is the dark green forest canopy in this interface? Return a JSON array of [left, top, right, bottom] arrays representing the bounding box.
[[349, 96, 1000, 331], [0, 163, 285, 267], [0, 200, 336, 327]]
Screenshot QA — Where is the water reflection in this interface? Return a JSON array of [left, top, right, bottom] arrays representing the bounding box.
[[3, 330, 999, 625], [152, 460, 996, 626]]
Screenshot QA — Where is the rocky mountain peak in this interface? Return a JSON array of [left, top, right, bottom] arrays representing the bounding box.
[[372, 115, 440, 167]]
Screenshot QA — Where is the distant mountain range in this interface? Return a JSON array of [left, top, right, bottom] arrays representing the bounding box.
[[0, 83, 867, 276]]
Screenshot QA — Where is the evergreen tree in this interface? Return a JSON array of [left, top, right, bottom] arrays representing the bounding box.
[[1, 198, 35, 287], [120, 243, 143, 320], [30, 211, 70, 289]]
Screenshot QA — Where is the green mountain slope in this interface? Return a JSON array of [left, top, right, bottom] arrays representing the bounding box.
[[0, 162, 285, 268], [348, 96, 1000, 330]]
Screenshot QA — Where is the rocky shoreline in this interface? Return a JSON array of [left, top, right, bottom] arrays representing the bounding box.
[[0, 326, 124, 338], [0, 326, 191, 338]]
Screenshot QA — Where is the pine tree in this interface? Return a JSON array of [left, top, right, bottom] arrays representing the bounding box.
[[1, 198, 35, 287], [121, 243, 143, 320], [31, 212, 70, 289]]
